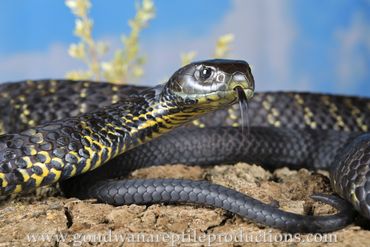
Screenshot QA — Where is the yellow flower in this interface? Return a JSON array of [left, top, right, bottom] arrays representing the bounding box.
[[74, 19, 93, 40], [68, 43, 85, 59], [214, 33, 235, 58], [65, 0, 91, 17]]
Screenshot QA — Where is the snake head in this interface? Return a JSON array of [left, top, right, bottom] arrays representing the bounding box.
[[163, 59, 255, 111]]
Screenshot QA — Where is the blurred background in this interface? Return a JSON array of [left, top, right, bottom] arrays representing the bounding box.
[[0, 0, 369, 96]]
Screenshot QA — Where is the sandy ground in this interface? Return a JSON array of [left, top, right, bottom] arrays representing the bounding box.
[[0, 162, 369, 247]]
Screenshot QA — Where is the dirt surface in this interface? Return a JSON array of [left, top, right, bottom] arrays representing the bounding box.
[[0, 162, 369, 247]]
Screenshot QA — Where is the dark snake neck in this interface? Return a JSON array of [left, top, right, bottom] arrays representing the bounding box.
[[0, 86, 195, 195]]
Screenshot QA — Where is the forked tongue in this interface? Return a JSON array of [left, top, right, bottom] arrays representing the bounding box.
[[234, 86, 250, 136]]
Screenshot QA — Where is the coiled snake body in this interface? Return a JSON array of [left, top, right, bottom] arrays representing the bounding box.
[[0, 59, 369, 233]]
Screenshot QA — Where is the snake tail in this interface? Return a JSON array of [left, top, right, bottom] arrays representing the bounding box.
[[85, 179, 354, 233]]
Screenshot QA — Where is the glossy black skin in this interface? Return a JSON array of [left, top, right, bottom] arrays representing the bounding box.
[[0, 60, 253, 196], [0, 62, 369, 232]]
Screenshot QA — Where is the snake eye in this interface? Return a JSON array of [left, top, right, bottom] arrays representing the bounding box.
[[193, 65, 216, 83], [200, 67, 213, 81]]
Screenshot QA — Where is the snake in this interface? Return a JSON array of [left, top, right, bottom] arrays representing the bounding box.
[[0, 59, 369, 233]]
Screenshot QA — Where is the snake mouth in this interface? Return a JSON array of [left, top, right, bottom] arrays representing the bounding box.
[[234, 86, 248, 103], [230, 72, 254, 101], [231, 84, 254, 103]]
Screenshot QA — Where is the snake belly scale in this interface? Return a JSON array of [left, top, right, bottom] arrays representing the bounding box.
[[0, 59, 369, 233]]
